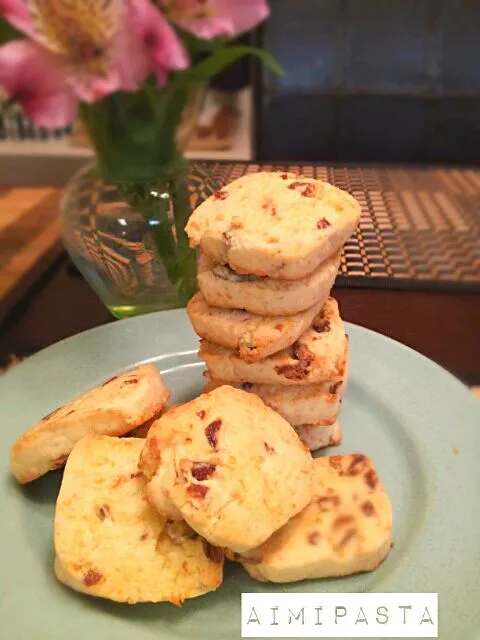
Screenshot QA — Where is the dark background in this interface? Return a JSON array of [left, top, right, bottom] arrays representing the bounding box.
[[256, 0, 480, 164]]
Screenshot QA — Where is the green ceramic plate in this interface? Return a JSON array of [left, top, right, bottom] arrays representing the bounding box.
[[1, 310, 479, 640]]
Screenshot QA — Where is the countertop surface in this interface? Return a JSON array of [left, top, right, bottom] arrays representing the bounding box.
[[0, 187, 62, 324]]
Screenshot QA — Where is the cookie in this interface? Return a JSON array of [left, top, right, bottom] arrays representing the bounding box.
[[127, 403, 183, 438], [54, 436, 223, 604], [139, 385, 313, 553], [197, 250, 341, 316], [188, 292, 325, 364], [240, 455, 392, 582], [185, 172, 361, 280], [204, 376, 344, 426], [10, 364, 169, 484], [199, 298, 347, 386], [293, 420, 342, 451]]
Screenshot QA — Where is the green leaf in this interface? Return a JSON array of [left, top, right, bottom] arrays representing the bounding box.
[[0, 18, 22, 44], [176, 28, 230, 54], [173, 45, 283, 85]]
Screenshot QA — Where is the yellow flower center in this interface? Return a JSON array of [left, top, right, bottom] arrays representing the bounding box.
[[29, 0, 122, 76], [161, 0, 216, 22]]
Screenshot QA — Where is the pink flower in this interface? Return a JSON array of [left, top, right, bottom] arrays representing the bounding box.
[[162, 0, 270, 39], [0, 41, 77, 128], [0, 0, 188, 128]]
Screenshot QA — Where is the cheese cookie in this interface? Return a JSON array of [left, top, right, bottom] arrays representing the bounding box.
[[185, 172, 360, 280], [138, 386, 313, 553], [197, 250, 341, 316], [240, 455, 392, 582], [199, 299, 347, 386], [188, 292, 324, 363], [54, 436, 223, 604], [10, 364, 169, 484]]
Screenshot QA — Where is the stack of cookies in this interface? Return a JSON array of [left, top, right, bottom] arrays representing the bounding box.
[[185, 171, 361, 451]]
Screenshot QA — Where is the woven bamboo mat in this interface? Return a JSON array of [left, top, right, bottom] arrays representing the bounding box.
[[192, 163, 480, 291]]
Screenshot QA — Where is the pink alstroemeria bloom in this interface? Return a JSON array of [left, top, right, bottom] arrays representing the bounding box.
[[0, 0, 189, 128], [161, 0, 269, 39]]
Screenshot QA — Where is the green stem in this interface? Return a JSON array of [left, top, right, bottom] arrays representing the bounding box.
[[172, 167, 192, 249], [146, 195, 181, 286], [117, 181, 180, 286], [116, 171, 197, 307], [171, 173, 198, 303], [80, 86, 199, 308]]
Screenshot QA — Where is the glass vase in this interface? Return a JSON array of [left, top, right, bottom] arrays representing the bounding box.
[[59, 162, 206, 319]]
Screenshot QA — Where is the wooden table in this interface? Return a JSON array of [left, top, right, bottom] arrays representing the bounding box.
[[0, 187, 62, 325]]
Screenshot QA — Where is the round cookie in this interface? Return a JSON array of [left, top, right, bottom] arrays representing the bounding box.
[[185, 171, 361, 280], [204, 376, 345, 426], [138, 385, 314, 553], [188, 292, 325, 364], [197, 250, 341, 316], [240, 455, 393, 583], [199, 298, 347, 386]]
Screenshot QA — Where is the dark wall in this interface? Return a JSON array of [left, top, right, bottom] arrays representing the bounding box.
[[257, 0, 480, 164]]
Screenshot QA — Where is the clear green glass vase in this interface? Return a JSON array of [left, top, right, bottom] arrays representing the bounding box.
[[59, 161, 204, 319]]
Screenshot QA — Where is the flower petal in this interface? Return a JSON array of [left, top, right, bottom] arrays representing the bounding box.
[[0, 0, 35, 37], [0, 40, 77, 127], [69, 67, 123, 103], [216, 0, 269, 35], [111, 6, 151, 92], [129, 0, 189, 84], [163, 0, 270, 39]]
